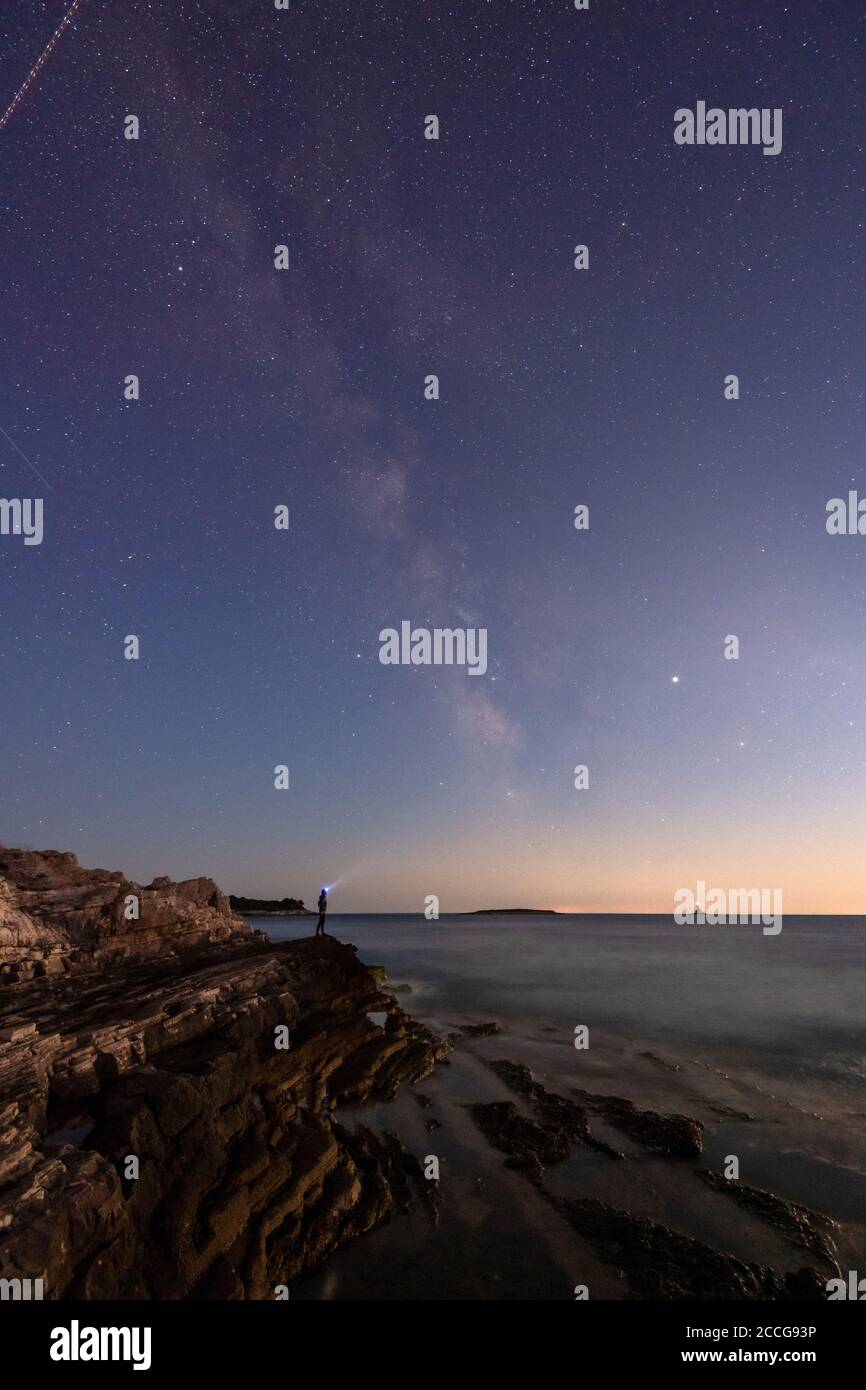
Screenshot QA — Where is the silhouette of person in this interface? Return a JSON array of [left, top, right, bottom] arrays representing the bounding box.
[[315, 888, 328, 935]]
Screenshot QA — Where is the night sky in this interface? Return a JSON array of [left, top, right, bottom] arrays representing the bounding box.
[[1, 1, 864, 912]]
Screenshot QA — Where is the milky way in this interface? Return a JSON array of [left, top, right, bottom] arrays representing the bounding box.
[[0, 1, 863, 911]]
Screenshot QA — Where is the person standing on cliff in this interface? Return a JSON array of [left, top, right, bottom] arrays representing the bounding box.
[[315, 888, 328, 936]]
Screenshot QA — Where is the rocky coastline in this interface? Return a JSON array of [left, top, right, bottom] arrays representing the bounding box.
[[0, 849, 445, 1299], [0, 848, 846, 1302]]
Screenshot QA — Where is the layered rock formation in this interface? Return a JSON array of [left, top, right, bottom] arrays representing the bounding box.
[[0, 849, 446, 1299], [0, 849, 255, 983]]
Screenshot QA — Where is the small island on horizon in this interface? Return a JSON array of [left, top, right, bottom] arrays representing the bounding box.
[[468, 907, 563, 915]]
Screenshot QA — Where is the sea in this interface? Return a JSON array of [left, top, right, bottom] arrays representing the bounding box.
[[250, 912, 866, 1297], [256, 912, 866, 1100]]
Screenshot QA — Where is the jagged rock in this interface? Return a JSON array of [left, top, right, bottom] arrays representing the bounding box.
[[0, 875, 68, 983], [470, 1102, 555, 1182], [0, 849, 256, 982], [0, 848, 448, 1299], [552, 1195, 826, 1300], [572, 1088, 704, 1157], [698, 1171, 839, 1266], [481, 1059, 623, 1162]]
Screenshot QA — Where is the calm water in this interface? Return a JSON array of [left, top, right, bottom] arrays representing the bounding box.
[[256, 913, 866, 1098]]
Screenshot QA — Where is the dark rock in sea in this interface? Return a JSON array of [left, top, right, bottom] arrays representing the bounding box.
[[471, 1060, 623, 1173], [551, 1195, 827, 1300], [639, 1050, 681, 1073], [471, 1101, 562, 1181], [474, 1060, 830, 1299], [488, 1059, 537, 1095], [572, 1088, 704, 1157], [706, 1102, 756, 1121], [0, 849, 448, 1299], [697, 1171, 839, 1266], [457, 1022, 502, 1037], [485, 1059, 623, 1160]]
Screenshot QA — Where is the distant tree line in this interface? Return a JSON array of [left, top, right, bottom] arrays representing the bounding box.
[[229, 894, 307, 913]]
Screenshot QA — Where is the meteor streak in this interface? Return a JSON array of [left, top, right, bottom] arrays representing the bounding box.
[[0, 0, 87, 133]]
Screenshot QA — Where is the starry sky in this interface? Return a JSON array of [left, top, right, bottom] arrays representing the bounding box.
[[0, 0, 864, 912]]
